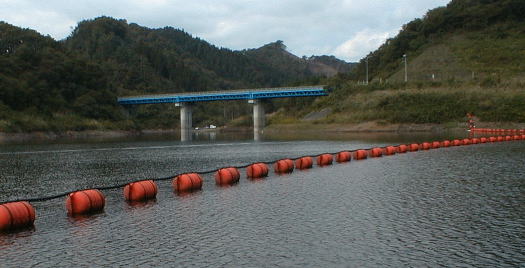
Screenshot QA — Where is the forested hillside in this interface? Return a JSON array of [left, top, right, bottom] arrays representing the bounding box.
[[0, 17, 353, 132], [275, 0, 525, 127]]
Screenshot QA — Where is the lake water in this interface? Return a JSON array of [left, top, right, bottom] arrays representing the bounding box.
[[1, 131, 524, 267]]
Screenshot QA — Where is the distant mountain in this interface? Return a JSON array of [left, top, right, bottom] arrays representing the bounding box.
[[244, 40, 355, 78], [0, 17, 353, 132]]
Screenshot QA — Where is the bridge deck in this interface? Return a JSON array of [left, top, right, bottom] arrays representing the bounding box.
[[117, 86, 327, 105]]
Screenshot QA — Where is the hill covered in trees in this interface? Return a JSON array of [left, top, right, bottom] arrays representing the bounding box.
[[0, 17, 354, 132], [272, 0, 525, 127]]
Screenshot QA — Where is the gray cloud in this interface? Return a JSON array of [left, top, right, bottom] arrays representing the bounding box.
[[1, 0, 450, 61]]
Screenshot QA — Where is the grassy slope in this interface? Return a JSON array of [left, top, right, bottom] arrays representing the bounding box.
[[269, 26, 525, 128]]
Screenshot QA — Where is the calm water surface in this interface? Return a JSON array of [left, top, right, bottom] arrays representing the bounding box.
[[0, 131, 523, 267]]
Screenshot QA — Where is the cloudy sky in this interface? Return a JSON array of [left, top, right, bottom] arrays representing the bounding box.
[[1, 0, 450, 62]]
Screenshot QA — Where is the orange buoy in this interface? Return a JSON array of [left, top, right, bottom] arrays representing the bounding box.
[[0, 201, 36, 231], [441, 140, 451, 147], [295, 157, 313, 169], [497, 136, 504, 142], [489, 136, 497, 142], [409, 144, 419, 152], [66, 189, 105, 215], [215, 167, 240, 185], [522, 134, 525, 139], [431, 141, 441, 149], [419, 142, 431, 150], [462, 138, 471, 145], [505, 136, 512, 141], [383, 146, 397, 156], [397, 145, 408, 153], [471, 138, 480, 144], [317, 154, 333, 166], [172, 173, 203, 192], [513, 135, 521, 140], [452, 139, 462, 146], [247, 163, 269, 178], [480, 137, 488, 143], [353, 150, 368, 160], [124, 180, 157, 202], [335, 151, 352, 163], [368, 148, 383, 157], [273, 159, 294, 173]]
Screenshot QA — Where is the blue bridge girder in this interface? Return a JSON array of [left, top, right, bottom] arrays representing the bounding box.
[[117, 85, 327, 105]]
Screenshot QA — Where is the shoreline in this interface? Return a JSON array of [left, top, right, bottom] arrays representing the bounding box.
[[1, 121, 524, 143]]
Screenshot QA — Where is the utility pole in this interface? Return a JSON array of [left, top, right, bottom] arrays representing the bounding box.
[[365, 57, 369, 85], [403, 54, 407, 82]]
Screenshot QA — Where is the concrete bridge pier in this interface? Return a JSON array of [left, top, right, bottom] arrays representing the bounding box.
[[249, 99, 265, 140], [176, 102, 193, 142]]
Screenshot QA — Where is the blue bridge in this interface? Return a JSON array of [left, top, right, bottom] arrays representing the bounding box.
[[117, 86, 327, 105], [117, 85, 328, 141]]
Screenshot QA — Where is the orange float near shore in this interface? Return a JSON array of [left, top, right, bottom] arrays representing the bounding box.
[[369, 148, 383, 157], [409, 144, 419, 152], [124, 180, 158, 201], [274, 159, 294, 173], [317, 154, 334, 166], [353, 150, 368, 160], [335, 151, 352, 163], [419, 142, 431, 150], [66, 189, 105, 215], [215, 167, 240, 185], [0, 201, 36, 231], [295, 157, 313, 169], [383, 146, 397, 155], [397, 145, 408, 153], [452, 139, 462, 146], [173, 173, 203, 192], [247, 163, 269, 178]]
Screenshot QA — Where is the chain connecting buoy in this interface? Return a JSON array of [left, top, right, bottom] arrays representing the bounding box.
[[215, 167, 240, 185], [246, 163, 269, 178], [66, 189, 105, 216], [335, 151, 351, 163], [452, 139, 462, 146], [462, 138, 471, 145], [353, 150, 368, 160], [274, 159, 294, 173], [441, 140, 451, 147], [295, 157, 313, 169], [383, 146, 396, 156], [173, 173, 203, 192], [124, 180, 157, 202], [419, 142, 431, 150], [409, 144, 419, 152], [317, 154, 334, 166], [397, 145, 408, 153], [431, 141, 441, 149], [0, 201, 36, 231]]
